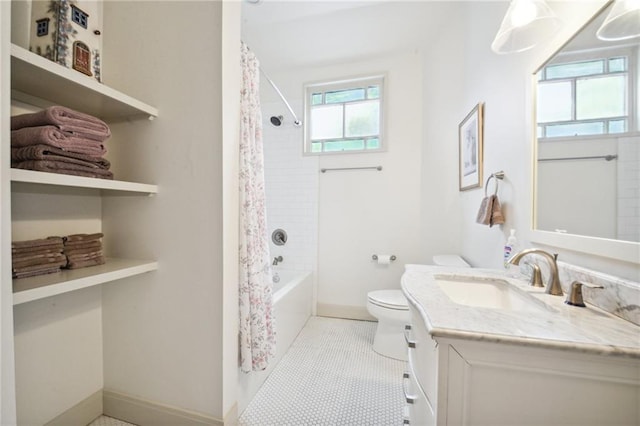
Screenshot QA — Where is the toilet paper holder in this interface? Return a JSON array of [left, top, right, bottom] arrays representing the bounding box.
[[372, 254, 397, 261]]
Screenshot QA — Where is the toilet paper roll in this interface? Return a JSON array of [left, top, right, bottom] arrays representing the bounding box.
[[376, 254, 392, 265]]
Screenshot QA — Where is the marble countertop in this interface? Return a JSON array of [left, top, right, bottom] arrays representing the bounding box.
[[401, 265, 640, 359]]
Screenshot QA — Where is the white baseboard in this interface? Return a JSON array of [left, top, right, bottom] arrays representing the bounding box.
[[316, 303, 376, 321], [103, 389, 223, 426], [223, 403, 238, 426], [45, 389, 103, 426]]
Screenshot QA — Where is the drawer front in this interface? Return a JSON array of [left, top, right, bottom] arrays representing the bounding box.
[[403, 365, 435, 426], [406, 306, 438, 407]]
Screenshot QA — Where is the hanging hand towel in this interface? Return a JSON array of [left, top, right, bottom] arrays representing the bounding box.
[[476, 194, 494, 225], [489, 195, 505, 227]]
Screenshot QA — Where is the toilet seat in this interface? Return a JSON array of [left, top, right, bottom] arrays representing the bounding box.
[[367, 289, 409, 311]]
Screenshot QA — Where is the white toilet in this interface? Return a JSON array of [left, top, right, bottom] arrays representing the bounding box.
[[366, 254, 470, 361]]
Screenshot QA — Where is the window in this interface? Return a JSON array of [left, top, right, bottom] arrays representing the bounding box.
[[304, 75, 384, 154], [36, 18, 49, 37], [71, 5, 89, 29], [537, 51, 632, 138]]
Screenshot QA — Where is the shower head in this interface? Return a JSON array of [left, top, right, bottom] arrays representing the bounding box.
[[270, 115, 283, 127]]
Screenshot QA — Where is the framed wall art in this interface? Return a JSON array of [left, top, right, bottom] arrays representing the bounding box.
[[459, 102, 484, 191]]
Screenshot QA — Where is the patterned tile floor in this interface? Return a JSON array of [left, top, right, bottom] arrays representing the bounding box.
[[239, 316, 407, 426]]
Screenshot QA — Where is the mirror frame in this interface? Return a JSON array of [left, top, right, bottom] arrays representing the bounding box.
[[529, 1, 640, 265]]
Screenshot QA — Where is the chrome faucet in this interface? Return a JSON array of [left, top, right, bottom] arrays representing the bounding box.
[[272, 256, 283, 266], [508, 249, 563, 296]]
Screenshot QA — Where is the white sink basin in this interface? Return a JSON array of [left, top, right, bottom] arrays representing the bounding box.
[[435, 275, 548, 313]]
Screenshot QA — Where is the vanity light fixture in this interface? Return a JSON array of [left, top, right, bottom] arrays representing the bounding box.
[[491, 0, 562, 54], [596, 0, 640, 41]]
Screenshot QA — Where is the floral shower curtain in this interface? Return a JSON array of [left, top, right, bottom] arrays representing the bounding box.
[[238, 41, 275, 373]]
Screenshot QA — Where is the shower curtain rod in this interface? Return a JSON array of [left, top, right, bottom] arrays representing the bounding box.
[[260, 67, 303, 127]]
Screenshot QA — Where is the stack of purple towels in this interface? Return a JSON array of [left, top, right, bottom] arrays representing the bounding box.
[[11, 106, 113, 179], [63, 233, 106, 269], [12, 237, 66, 279]]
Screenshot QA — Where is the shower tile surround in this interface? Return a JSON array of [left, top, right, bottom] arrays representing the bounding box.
[[262, 100, 319, 274]]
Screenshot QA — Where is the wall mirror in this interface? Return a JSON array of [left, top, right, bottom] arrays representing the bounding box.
[[532, 1, 640, 264]]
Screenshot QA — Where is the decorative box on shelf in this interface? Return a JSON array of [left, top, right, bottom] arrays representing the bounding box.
[[28, 0, 102, 82]]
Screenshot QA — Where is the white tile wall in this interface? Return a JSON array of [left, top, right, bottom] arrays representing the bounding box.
[[262, 101, 319, 275], [617, 135, 640, 242]]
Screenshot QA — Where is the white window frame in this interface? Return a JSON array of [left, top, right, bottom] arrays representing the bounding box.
[[303, 74, 385, 155], [537, 47, 637, 139]]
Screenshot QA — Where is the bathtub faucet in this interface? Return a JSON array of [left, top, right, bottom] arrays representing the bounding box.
[[273, 256, 283, 265]]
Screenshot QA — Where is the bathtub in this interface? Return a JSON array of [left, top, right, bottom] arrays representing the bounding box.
[[238, 270, 313, 414]]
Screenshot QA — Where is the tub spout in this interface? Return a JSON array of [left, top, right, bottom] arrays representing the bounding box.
[[273, 256, 283, 266]]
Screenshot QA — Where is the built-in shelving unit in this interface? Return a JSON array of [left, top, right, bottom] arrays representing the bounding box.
[[12, 258, 158, 306], [8, 43, 159, 305], [10, 44, 158, 121], [11, 169, 158, 195]]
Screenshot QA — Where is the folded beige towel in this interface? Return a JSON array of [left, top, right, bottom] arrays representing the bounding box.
[[12, 145, 110, 169], [12, 160, 114, 180], [11, 126, 107, 156], [11, 106, 111, 142], [12, 247, 65, 258]]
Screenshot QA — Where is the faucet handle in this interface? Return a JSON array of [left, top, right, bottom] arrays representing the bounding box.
[[565, 281, 604, 307], [528, 263, 544, 288]]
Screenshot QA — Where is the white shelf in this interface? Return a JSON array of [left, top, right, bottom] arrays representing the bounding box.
[[10, 44, 158, 121], [12, 258, 158, 305], [11, 169, 158, 195]]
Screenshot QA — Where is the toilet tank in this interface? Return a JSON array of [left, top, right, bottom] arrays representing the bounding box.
[[432, 255, 470, 268]]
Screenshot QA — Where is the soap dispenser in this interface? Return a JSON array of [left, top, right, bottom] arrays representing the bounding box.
[[504, 229, 519, 276]]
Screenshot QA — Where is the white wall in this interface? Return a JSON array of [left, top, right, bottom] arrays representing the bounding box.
[[101, 1, 225, 419], [317, 52, 424, 316], [261, 52, 423, 317], [423, 1, 639, 281], [419, 2, 468, 264], [265, 52, 424, 317]]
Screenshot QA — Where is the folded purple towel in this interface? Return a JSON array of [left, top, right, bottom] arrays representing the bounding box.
[[64, 244, 103, 256], [12, 237, 64, 250], [12, 253, 67, 269], [11, 126, 107, 157], [65, 233, 104, 243], [11, 106, 111, 142], [12, 144, 110, 170], [13, 266, 62, 279], [66, 256, 106, 270], [13, 258, 67, 275], [12, 160, 114, 180]]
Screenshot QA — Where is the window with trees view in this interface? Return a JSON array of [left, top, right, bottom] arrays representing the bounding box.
[[537, 51, 632, 138], [304, 76, 384, 154]]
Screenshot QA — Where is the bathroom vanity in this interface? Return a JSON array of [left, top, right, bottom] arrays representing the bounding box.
[[401, 266, 640, 426]]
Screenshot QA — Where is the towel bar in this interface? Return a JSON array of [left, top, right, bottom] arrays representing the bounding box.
[[321, 166, 382, 173]]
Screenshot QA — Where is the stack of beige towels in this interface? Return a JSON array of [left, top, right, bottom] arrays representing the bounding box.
[[10, 106, 113, 179], [12, 233, 106, 279], [11, 237, 66, 279], [63, 233, 106, 269]]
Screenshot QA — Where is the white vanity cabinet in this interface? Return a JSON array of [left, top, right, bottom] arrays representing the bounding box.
[[405, 304, 640, 425]]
